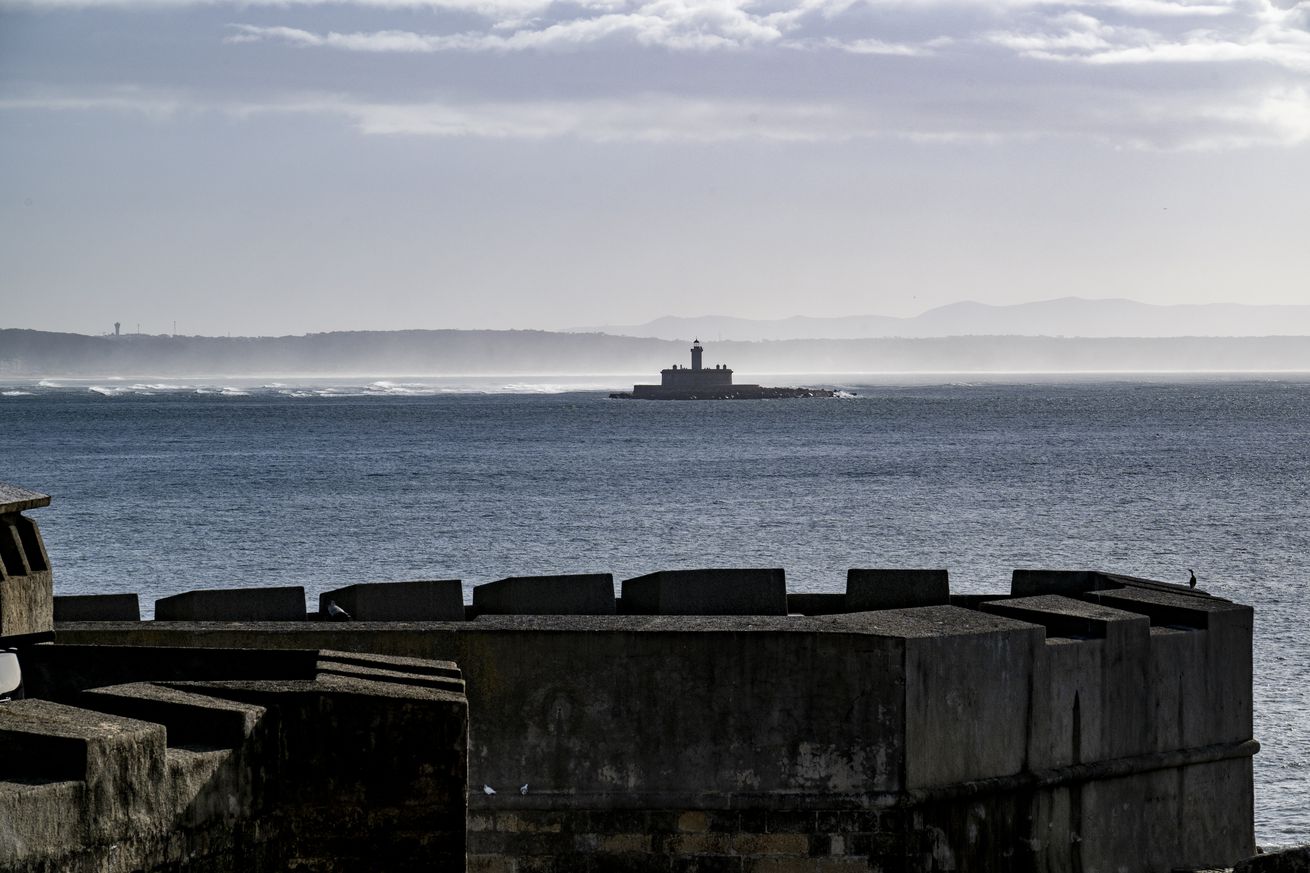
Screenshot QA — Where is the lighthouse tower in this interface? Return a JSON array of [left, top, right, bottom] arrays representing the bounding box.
[[690, 339, 704, 371]]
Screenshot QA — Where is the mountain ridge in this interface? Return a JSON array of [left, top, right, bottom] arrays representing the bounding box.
[[574, 297, 1310, 341]]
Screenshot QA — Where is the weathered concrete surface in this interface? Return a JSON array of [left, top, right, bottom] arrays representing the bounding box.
[[0, 485, 51, 514], [846, 568, 950, 611], [893, 606, 1043, 788], [54, 592, 140, 622], [1090, 585, 1254, 750], [621, 568, 788, 615], [81, 682, 266, 748], [0, 649, 468, 873], [982, 593, 1150, 640], [319, 579, 463, 621], [0, 500, 53, 639], [55, 572, 1258, 873], [155, 585, 307, 621], [473, 573, 616, 615]]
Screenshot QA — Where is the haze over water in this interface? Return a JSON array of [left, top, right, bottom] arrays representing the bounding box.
[[2, 376, 1306, 846]]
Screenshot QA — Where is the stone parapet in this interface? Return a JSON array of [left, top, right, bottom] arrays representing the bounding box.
[[473, 573, 616, 616], [846, 568, 950, 611], [155, 585, 307, 621], [621, 567, 788, 615], [319, 579, 464, 621], [54, 593, 140, 622]]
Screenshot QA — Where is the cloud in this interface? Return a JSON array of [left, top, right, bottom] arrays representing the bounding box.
[[224, 20, 943, 53], [210, 0, 1293, 61], [226, 15, 787, 52], [819, 36, 944, 55], [0, 0, 1245, 14], [6, 83, 1310, 150], [983, 0, 1310, 72], [221, 0, 892, 54], [0, 91, 186, 118], [8, 0, 1310, 152]]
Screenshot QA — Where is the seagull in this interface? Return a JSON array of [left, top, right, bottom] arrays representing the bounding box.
[[483, 785, 496, 796], [1188, 569, 1197, 589], [326, 600, 352, 621], [520, 784, 529, 795]]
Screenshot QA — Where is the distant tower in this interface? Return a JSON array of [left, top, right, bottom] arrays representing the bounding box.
[[114, 322, 121, 337], [690, 338, 703, 371]]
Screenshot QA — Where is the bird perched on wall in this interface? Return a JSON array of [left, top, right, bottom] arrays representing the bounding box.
[[326, 600, 352, 621], [1188, 569, 1197, 588], [483, 785, 496, 795]]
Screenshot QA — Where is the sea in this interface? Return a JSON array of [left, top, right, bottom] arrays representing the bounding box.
[[1, 373, 1306, 847]]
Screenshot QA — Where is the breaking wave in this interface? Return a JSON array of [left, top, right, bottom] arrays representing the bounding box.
[[4, 377, 634, 398]]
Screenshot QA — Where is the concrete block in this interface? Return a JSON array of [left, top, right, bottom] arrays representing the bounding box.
[[846, 569, 949, 611], [621, 568, 787, 615], [981, 594, 1150, 640], [155, 585, 306, 621], [55, 593, 141, 622], [903, 614, 1043, 788], [0, 699, 165, 818], [1086, 585, 1232, 630], [79, 682, 264, 748], [473, 574, 616, 615], [0, 513, 54, 639], [0, 483, 51, 514], [319, 579, 463, 621], [1011, 569, 1114, 597], [0, 570, 53, 638]]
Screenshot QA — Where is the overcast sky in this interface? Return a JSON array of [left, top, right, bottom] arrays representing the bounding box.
[[2, 0, 1308, 335]]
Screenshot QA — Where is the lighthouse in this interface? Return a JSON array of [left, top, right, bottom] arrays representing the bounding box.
[[617, 338, 833, 398]]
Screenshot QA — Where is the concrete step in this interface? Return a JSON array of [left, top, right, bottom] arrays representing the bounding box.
[[78, 682, 265, 750]]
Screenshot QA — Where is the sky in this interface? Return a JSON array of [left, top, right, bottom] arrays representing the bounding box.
[[1, 0, 1309, 336]]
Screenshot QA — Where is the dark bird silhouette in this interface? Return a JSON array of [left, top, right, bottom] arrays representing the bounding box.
[[1188, 569, 1197, 589]]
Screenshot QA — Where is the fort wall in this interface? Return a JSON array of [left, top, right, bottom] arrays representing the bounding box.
[[57, 571, 1257, 873]]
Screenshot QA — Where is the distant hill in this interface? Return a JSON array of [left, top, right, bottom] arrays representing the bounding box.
[[3, 328, 1310, 377], [576, 298, 1310, 340], [0, 329, 674, 378]]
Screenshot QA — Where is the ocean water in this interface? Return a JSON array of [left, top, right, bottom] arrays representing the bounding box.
[[1, 375, 1306, 846]]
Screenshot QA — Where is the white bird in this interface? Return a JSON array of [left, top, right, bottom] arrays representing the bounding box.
[[520, 784, 529, 795], [483, 785, 496, 796], [326, 600, 352, 620]]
